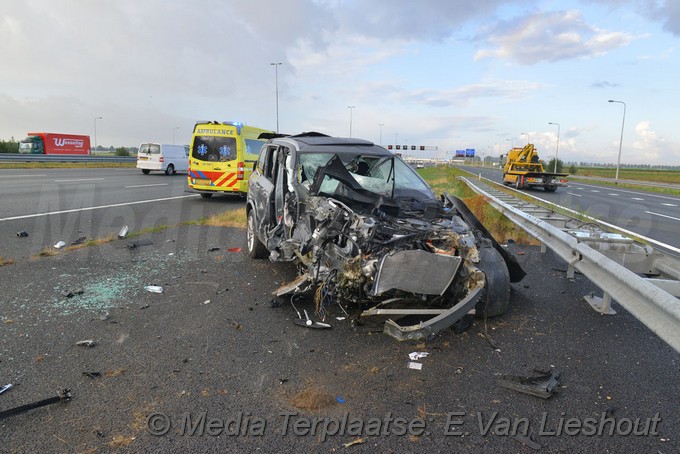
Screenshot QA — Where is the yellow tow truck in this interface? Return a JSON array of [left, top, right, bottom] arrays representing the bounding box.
[[500, 143, 568, 192]]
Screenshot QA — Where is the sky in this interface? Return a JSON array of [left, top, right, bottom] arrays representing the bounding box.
[[1, 0, 679, 165]]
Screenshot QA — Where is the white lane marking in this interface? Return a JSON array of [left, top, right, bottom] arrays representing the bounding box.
[[590, 190, 600, 193], [608, 193, 619, 196], [125, 183, 169, 189], [54, 178, 105, 183], [645, 211, 680, 222], [661, 203, 678, 207], [0, 194, 198, 222], [574, 182, 680, 202], [567, 192, 582, 197], [631, 197, 645, 201], [0, 174, 48, 178]]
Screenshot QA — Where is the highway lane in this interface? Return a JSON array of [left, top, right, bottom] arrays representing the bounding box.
[[457, 165, 680, 250], [0, 168, 245, 261]]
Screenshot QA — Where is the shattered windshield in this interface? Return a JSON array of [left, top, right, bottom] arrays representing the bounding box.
[[299, 152, 436, 202]]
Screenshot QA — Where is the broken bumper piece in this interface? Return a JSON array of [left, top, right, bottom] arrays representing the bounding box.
[[362, 287, 482, 341]]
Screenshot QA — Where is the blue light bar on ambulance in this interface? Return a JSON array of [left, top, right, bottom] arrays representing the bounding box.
[[222, 121, 243, 134]]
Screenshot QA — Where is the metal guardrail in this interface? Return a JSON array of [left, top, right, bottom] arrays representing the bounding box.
[[459, 175, 680, 354], [0, 153, 136, 163]]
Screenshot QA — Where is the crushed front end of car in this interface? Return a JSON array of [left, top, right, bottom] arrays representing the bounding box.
[[251, 140, 524, 341]]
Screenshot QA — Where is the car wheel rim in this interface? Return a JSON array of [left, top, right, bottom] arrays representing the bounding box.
[[247, 213, 254, 251]]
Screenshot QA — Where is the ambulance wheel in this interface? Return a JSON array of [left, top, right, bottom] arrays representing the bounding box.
[[200, 193, 213, 199], [142, 169, 150, 175], [165, 164, 175, 175], [247, 209, 268, 259]]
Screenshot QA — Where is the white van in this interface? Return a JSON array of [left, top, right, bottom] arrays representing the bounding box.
[[137, 143, 189, 175]]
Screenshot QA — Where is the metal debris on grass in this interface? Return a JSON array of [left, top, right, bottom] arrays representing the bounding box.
[[76, 339, 96, 347], [497, 369, 560, 399]]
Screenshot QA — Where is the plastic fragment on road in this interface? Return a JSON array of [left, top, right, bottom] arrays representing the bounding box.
[[144, 285, 163, 293], [0, 384, 13, 395], [127, 238, 153, 249], [118, 225, 128, 239], [497, 370, 560, 399], [408, 361, 423, 370], [0, 389, 72, 421], [203, 300, 211, 305], [409, 352, 429, 360], [335, 396, 346, 404], [76, 340, 96, 347], [54, 241, 66, 249], [16, 231, 29, 238], [227, 247, 242, 253]]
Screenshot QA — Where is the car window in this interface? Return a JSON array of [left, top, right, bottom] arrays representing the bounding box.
[[139, 144, 161, 154], [191, 136, 237, 162]]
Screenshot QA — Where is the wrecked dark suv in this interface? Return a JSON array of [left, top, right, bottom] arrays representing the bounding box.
[[246, 133, 524, 340]]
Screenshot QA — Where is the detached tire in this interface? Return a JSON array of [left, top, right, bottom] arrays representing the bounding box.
[[475, 247, 511, 317], [247, 209, 268, 259]]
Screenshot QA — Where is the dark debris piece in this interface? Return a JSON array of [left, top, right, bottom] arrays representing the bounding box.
[[207, 247, 221, 252], [61, 289, 84, 298], [82, 372, 101, 379], [497, 370, 560, 399], [71, 236, 87, 245], [0, 389, 72, 421], [16, 231, 29, 238], [126, 238, 153, 249]]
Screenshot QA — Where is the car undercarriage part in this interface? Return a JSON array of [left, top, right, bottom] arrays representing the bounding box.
[[290, 295, 331, 329], [0, 389, 72, 421]]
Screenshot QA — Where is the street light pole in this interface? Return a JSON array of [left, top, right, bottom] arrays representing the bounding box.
[[608, 99, 626, 182], [172, 127, 180, 145], [548, 122, 560, 173], [93, 116, 102, 154], [521, 132, 530, 144], [347, 106, 355, 137], [378, 123, 384, 145], [270, 62, 282, 133]]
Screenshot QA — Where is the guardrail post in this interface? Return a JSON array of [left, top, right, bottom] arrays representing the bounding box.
[[584, 291, 617, 315]]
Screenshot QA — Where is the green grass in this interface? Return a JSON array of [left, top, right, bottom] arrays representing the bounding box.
[[575, 167, 680, 184], [418, 165, 538, 245]]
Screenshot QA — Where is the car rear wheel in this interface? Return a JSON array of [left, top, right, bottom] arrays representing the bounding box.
[[247, 209, 268, 259], [141, 169, 150, 175], [545, 185, 557, 192], [165, 164, 175, 175]]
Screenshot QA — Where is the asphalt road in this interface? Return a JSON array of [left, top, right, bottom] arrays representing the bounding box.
[[0, 224, 678, 453], [0, 168, 244, 261], [458, 166, 680, 250]]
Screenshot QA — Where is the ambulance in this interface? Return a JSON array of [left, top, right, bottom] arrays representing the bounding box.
[[188, 121, 276, 198]]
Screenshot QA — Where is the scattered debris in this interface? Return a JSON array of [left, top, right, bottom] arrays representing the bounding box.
[[409, 352, 429, 360], [343, 438, 367, 448], [140, 304, 150, 309], [497, 370, 560, 399], [336, 316, 346, 321], [408, 362, 423, 370], [61, 289, 84, 298], [207, 247, 221, 252], [99, 312, 110, 321], [16, 231, 29, 238], [118, 225, 129, 239], [82, 372, 101, 379], [269, 297, 283, 308], [227, 247, 242, 253], [71, 236, 87, 245], [203, 300, 211, 305], [127, 238, 153, 249], [336, 396, 346, 404], [76, 340, 96, 348], [54, 241, 66, 249], [290, 298, 331, 329], [0, 389, 71, 421], [144, 285, 163, 294], [512, 433, 542, 450], [0, 384, 13, 395], [278, 378, 288, 385]]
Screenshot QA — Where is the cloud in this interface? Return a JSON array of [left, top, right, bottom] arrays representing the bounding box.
[[591, 80, 621, 88], [631, 120, 680, 163], [474, 10, 642, 65], [641, 0, 680, 36]]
